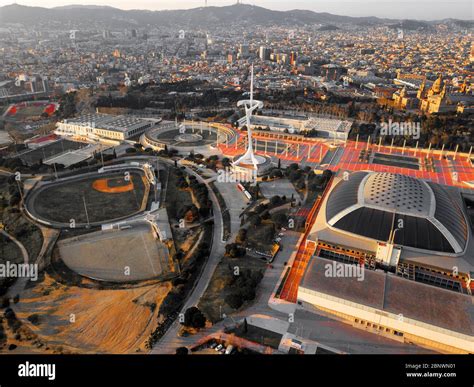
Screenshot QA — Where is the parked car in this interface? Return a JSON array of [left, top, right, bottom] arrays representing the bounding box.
[[215, 344, 223, 352]]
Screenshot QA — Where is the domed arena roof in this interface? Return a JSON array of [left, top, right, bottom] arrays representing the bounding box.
[[325, 172, 468, 254]]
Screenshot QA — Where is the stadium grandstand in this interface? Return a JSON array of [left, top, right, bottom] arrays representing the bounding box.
[[238, 114, 352, 141]]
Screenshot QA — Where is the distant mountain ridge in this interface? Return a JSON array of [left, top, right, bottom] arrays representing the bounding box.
[[0, 3, 471, 29]]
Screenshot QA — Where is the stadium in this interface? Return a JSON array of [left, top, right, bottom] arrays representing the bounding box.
[[24, 161, 178, 284], [324, 171, 469, 256], [57, 220, 178, 283], [25, 163, 154, 228], [294, 170, 474, 353], [142, 120, 235, 151], [3, 100, 58, 119]]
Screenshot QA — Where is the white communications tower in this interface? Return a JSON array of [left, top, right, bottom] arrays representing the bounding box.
[[233, 65, 264, 171]]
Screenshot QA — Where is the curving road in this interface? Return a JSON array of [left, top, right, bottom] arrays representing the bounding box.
[[1, 229, 30, 299], [150, 162, 224, 353]]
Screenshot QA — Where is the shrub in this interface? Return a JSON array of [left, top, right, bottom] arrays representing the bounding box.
[[225, 293, 244, 309]]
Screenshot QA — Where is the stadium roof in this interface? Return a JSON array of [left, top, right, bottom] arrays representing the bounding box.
[[326, 172, 468, 254], [64, 113, 151, 133], [299, 256, 474, 337]]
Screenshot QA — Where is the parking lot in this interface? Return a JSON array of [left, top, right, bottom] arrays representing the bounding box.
[[259, 178, 300, 200]]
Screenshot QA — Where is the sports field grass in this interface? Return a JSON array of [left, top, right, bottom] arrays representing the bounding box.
[[31, 171, 148, 225], [17, 106, 44, 116]]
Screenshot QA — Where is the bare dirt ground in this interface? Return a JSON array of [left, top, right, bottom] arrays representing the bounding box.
[[7, 274, 171, 354], [57, 222, 175, 282]]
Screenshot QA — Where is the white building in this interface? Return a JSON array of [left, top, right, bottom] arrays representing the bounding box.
[[55, 113, 157, 142], [238, 114, 352, 141]]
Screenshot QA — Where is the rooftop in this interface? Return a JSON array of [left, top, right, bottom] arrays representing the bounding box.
[[300, 256, 474, 337], [64, 113, 151, 133], [325, 172, 469, 254]]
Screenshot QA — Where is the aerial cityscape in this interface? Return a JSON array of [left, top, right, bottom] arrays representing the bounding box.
[[0, 0, 472, 384]]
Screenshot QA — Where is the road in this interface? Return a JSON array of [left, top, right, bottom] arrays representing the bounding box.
[[151, 161, 247, 353], [151, 229, 301, 354], [1, 229, 30, 299], [151, 193, 435, 354], [6, 154, 435, 354]]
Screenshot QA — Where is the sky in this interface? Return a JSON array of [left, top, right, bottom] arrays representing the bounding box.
[[0, 0, 472, 20]]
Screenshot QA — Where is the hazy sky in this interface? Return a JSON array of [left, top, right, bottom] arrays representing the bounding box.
[[0, 0, 472, 20]]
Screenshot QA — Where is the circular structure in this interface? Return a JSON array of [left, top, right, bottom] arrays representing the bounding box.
[[231, 152, 273, 177], [233, 153, 268, 166], [325, 171, 468, 254], [363, 173, 431, 215], [174, 132, 203, 143], [143, 122, 234, 150], [25, 169, 151, 228]]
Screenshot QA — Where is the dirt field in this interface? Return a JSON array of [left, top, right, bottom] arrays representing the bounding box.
[[92, 176, 135, 193], [58, 222, 176, 282], [8, 274, 172, 354], [30, 171, 148, 225]]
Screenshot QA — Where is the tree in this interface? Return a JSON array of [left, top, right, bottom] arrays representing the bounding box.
[[225, 243, 245, 258], [271, 213, 288, 228], [308, 182, 319, 192], [248, 214, 262, 228], [288, 163, 299, 171], [288, 169, 302, 182], [183, 307, 206, 328], [222, 157, 231, 168], [9, 193, 21, 207], [236, 229, 247, 243], [225, 293, 244, 309], [269, 195, 282, 207], [270, 169, 283, 179], [240, 286, 256, 301]]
